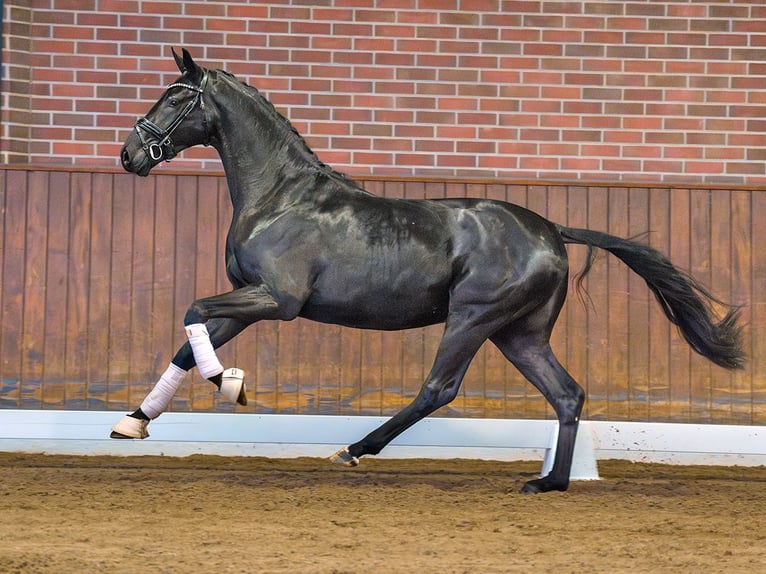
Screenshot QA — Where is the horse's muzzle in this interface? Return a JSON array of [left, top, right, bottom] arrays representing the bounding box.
[[120, 144, 152, 177], [120, 146, 132, 171]]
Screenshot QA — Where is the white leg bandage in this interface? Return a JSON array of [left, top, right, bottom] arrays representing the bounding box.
[[185, 322, 224, 379], [139, 362, 187, 419]]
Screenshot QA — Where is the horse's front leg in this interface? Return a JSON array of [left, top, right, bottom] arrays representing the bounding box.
[[110, 285, 290, 439]]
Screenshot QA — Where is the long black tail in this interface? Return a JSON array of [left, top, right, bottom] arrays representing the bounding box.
[[557, 224, 744, 370]]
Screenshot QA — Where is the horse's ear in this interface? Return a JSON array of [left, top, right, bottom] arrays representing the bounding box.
[[172, 47, 185, 72], [182, 49, 202, 81], [171, 48, 202, 81]]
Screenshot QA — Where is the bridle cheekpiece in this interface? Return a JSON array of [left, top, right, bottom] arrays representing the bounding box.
[[134, 71, 209, 162]]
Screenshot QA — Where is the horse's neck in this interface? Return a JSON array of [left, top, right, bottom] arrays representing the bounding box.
[[212, 81, 321, 212]]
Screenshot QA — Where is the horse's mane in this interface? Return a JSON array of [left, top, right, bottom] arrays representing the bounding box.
[[215, 69, 365, 192]]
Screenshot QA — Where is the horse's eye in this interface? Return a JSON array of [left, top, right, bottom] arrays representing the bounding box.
[[168, 98, 179, 107]]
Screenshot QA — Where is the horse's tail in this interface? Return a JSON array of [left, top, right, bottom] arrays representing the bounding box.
[[556, 224, 745, 370]]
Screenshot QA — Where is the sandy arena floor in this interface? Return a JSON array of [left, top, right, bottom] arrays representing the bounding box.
[[0, 453, 764, 573]]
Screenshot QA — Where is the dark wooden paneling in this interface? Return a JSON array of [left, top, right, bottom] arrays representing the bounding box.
[[1, 168, 764, 425], [0, 170, 24, 408]]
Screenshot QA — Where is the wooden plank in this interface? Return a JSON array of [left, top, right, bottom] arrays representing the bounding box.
[[296, 318, 319, 414], [564, 186, 590, 419], [192, 175, 221, 411], [276, 320, 301, 413], [445, 181, 467, 199], [585, 186, 609, 420], [668, 188, 692, 421], [150, 175, 180, 406], [730, 190, 753, 424], [338, 325, 362, 415], [689, 189, 713, 422], [254, 318, 280, 413], [647, 188, 672, 421], [0, 171, 4, 406], [709, 190, 734, 422], [108, 173, 135, 411], [170, 175, 198, 411], [127, 176, 156, 410], [379, 330, 404, 416], [506, 184, 527, 208], [527, 185, 548, 219], [0, 170, 6, 406], [627, 187, 650, 420], [23, 172, 50, 409], [316, 323, 343, 415], [0, 171, 26, 408], [86, 173, 114, 410], [751, 189, 766, 425], [43, 171, 71, 409], [607, 186, 630, 420], [65, 171, 91, 409]]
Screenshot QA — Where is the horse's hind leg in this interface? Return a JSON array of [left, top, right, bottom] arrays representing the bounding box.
[[491, 327, 585, 493], [330, 313, 488, 465]]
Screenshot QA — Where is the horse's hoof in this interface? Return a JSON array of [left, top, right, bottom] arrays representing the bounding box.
[[329, 448, 359, 467], [520, 477, 568, 494], [110, 415, 150, 439], [220, 368, 247, 406], [520, 482, 542, 495]]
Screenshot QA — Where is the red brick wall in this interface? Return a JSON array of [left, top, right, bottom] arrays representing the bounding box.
[[2, 1, 765, 184]]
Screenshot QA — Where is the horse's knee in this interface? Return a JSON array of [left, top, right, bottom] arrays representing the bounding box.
[[184, 301, 207, 325]]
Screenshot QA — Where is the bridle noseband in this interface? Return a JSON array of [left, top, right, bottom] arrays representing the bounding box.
[[134, 71, 209, 162]]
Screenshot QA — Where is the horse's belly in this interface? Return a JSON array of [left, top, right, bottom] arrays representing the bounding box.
[[300, 279, 450, 330]]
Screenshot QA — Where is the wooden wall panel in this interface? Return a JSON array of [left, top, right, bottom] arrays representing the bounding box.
[[626, 187, 650, 420], [1, 168, 764, 426], [86, 173, 113, 408], [66, 172, 92, 408], [730, 191, 753, 424], [23, 171, 48, 409], [752, 191, 766, 425], [607, 186, 630, 421]]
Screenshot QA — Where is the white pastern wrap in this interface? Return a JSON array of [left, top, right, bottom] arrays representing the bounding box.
[[220, 368, 245, 403], [111, 415, 150, 439], [139, 362, 187, 419], [185, 322, 224, 379]]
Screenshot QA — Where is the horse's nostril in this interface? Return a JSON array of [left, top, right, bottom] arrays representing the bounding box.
[[121, 148, 131, 169]]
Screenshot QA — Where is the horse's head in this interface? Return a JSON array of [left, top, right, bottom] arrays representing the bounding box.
[[120, 48, 210, 176]]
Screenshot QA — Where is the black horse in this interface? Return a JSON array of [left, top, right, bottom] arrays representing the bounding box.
[[115, 49, 744, 493]]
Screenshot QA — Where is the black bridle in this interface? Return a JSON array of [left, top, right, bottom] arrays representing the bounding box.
[[133, 71, 209, 162]]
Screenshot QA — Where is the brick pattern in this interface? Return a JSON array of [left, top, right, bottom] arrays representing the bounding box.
[[2, 1, 766, 184]]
